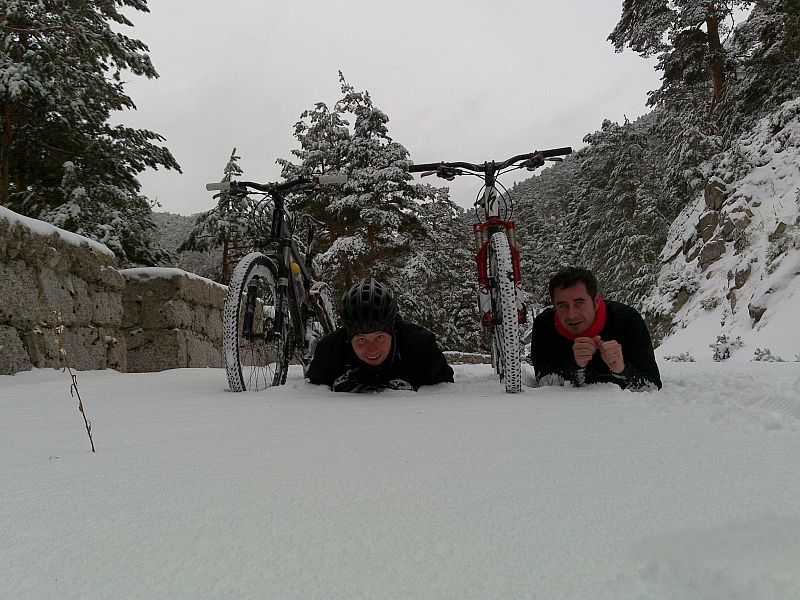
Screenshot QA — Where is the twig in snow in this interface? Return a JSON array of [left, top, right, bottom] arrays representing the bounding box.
[[52, 312, 96, 453]]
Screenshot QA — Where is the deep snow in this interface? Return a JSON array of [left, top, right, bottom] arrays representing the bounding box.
[[2, 361, 799, 599]]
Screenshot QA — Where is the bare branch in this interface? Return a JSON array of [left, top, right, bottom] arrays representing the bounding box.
[[52, 312, 96, 453]]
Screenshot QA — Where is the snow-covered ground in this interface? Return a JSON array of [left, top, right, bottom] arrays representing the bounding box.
[[2, 361, 799, 599]]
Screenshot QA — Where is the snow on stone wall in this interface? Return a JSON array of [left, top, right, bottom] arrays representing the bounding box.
[[0, 207, 125, 374], [0, 207, 225, 375], [120, 268, 226, 372]]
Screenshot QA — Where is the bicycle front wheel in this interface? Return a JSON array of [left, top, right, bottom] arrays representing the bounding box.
[[488, 232, 522, 393], [223, 252, 293, 391]]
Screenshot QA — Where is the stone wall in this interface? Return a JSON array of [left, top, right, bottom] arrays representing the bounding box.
[[0, 208, 225, 376], [443, 351, 492, 365], [0, 208, 126, 375], [121, 269, 225, 372]]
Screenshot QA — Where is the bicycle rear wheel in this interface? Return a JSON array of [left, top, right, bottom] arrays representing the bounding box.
[[487, 232, 522, 393], [223, 252, 293, 391]]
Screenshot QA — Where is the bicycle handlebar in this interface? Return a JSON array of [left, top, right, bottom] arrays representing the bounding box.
[[408, 147, 573, 174], [206, 173, 347, 193]]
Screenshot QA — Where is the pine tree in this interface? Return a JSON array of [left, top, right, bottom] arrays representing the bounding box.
[[513, 156, 581, 307], [178, 148, 255, 283], [608, 1, 741, 235], [396, 187, 478, 351], [0, 0, 180, 265], [278, 73, 433, 294], [609, 0, 753, 124], [722, 0, 800, 134]]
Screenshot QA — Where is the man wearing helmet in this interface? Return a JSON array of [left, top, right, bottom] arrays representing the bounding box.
[[306, 278, 454, 392]]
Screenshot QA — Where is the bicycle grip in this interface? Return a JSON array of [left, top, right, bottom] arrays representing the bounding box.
[[318, 174, 347, 185], [206, 181, 231, 192], [540, 147, 573, 158]]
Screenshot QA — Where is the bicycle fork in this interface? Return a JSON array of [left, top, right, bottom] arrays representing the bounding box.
[[242, 277, 287, 344], [243, 282, 260, 340], [473, 219, 525, 338]]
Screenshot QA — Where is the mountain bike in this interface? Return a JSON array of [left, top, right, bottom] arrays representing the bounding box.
[[408, 147, 572, 393], [206, 174, 346, 391]]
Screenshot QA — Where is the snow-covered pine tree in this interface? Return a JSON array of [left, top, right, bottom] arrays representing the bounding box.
[[0, 0, 180, 265], [564, 116, 671, 306], [721, 0, 800, 135], [395, 186, 478, 351], [513, 155, 581, 308], [608, 1, 749, 208], [278, 73, 433, 295], [609, 0, 753, 124], [178, 148, 255, 283]]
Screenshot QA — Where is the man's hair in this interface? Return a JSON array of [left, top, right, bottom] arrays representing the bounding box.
[[548, 267, 599, 301]]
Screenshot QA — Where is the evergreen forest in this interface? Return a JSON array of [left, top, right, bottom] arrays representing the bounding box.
[[2, 1, 798, 351]]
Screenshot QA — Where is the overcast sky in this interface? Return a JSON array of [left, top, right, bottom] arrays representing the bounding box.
[[118, 1, 662, 215]]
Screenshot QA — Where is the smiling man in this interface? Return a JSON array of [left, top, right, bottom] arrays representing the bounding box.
[[307, 279, 454, 393], [530, 267, 661, 391]]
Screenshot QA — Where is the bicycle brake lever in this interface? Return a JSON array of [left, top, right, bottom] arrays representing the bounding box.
[[212, 190, 244, 201], [523, 156, 546, 171], [437, 166, 460, 181]]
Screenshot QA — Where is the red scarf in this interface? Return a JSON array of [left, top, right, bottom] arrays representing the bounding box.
[[554, 295, 607, 341]]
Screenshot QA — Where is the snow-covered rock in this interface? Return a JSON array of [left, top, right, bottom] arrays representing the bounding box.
[[650, 99, 800, 362]]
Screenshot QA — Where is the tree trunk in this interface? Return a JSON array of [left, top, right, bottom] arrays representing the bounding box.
[[705, 9, 726, 123], [0, 103, 16, 205], [222, 236, 230, 284]]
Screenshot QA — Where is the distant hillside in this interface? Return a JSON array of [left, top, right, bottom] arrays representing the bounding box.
[[151, 211, 223, 282], [151, 211, 195, 253]]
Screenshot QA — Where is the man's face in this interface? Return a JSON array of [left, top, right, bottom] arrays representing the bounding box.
[[553, 283, 598, 335], [351, 331, 393, 366]]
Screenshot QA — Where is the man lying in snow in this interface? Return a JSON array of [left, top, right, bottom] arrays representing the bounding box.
[[307, 278, 454, 393], [530, 267, 662, 391]]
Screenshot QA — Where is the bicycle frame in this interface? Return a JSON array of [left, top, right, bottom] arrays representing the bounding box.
[[208, 175, 342, 349], [263, 191, 331, 354]]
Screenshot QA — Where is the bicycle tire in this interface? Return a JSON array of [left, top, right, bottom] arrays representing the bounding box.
[[223, 252, 293, 391], [487, 232, 522, 393]]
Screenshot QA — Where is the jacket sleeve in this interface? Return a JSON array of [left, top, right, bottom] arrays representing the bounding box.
[[530, 311, 579, 385], [410, 330, 454, 388], [306, 330, 349, 388], [615, 309, 662, 391], [397, 326, 454, 389]]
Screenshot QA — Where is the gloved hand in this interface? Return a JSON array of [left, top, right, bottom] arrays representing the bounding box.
[[537, 373, 566, 387], [385, 379, 416, 391], [332, 369, 366, 393]]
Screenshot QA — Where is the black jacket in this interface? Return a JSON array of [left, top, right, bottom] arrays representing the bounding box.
[[530, 300, 661, 390], [306, 320, 454, 392]]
